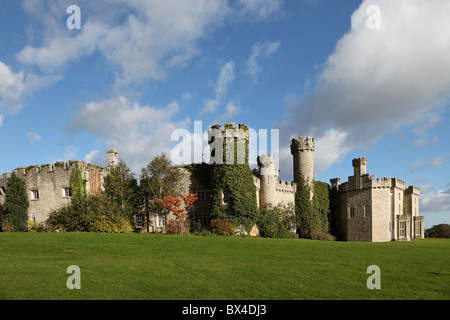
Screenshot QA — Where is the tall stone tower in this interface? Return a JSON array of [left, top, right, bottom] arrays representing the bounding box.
[[107, 149, 118, 167], [257, 154, 278, 208], [206, 123, 258, 231], [207, 123, 249, 165], [352, 157, 367, 190], [290, 136, 315, 186]]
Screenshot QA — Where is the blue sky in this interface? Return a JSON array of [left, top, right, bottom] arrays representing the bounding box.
[[0, 0, 449, 228]]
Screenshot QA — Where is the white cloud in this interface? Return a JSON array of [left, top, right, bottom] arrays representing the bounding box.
[[410, 153, 450, 173], [0, 61, 61, 117], [202, 61, 235, 113], [68, 95, 190, 173], [17, 21, 107, 74], [18, 0, 230, 89], [419, 184, 433, 193], [276, 0, 450, 174], [236, 0, 284, 21], [420, 188, 450, 213], [220, 101, 242, 122], [246, 41, 280, 83], [27, 132, 42, 145], [0, 62, 25, 113]]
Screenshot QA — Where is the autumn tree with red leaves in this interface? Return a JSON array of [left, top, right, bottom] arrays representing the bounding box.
[[157, 193, 198, 221]]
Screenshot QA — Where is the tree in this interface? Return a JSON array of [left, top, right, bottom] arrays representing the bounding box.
[[4, 172, 29, 231], [158, 193, 198, 234], [104, 160, 138, 220], [140, 153, 182, 232], [425, 224, 450, 238]]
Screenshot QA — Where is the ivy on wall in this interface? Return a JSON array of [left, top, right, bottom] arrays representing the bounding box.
[[295, 178, 331, 238], [208, 124, 258, 231]]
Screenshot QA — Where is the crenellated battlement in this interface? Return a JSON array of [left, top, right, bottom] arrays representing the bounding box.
[[8, 160, 97, 177], [208, 123, 250, 141], [290, 136, 315, 153], [391, 178, 406, 189], [352, 157, 367, 167], [257, 154, 277, 176], [405, 185, 420, 195]]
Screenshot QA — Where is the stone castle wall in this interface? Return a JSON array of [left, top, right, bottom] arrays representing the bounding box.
[[331, 157, 423, 242], [0, 159, 109, 224]]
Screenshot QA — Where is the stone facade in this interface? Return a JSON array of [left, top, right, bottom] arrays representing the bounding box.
[[0, 125, 424, 242], [329, 157, 424, 242], [0, 149, 118, 224]]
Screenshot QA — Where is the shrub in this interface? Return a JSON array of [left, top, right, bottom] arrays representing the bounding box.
[[257, 208, 294, 239], [1, 216, 13, 232], [28, 221, 57, 233], [165, 219, 188, 235], [89, 216, 133, 233], [210, 218, 235, 236], [310, 231, 334, 241]]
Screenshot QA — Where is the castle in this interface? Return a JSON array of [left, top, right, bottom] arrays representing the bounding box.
[[0, 123, 425, 241]]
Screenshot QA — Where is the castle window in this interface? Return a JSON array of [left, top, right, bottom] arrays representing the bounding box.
[[157, 214, 166, 228], [63, 187, 72, 197], [193, 212, 211, 228], [349, 207, 355, 218], [30, 212, 36, 222], [135, 215, 144, 228], [31, 190, 39, 200], [222, 189, 230, 204], [193, 189, 210, 202], [364, 205, 371, 218]]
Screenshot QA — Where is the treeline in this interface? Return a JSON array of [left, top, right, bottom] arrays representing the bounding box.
[[425, 224, 450, 238]]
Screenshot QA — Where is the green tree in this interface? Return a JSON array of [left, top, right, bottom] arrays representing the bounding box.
[[425, 224, 450, 238], [4, 172, 29, 231], [140, 153, 181, 232], [104, 160, 138, 220]]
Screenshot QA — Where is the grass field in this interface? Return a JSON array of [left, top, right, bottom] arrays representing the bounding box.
[[0, 232, 448, 300]]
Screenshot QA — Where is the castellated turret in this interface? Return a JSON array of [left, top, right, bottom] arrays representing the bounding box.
[[352, 157, 368, 190], [290, 136, 315, 187], [207, 123, 249, 165], [257, 154, 278, 208], [107, 149, 118, 167]]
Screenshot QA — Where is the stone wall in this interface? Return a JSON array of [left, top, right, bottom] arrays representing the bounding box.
[[1, 159, 108, 224]]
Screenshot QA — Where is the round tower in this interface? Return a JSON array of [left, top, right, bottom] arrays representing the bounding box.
[[207, 123, 249, 165], [290, 136, 315, 186], [257, 154, 278, 208]]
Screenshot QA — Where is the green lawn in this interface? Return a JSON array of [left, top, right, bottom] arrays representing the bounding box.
[[0, 232, 448, 300]]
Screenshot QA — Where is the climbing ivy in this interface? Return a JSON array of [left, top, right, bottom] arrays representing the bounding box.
[[313, 180, 330, 233], [69, 165, 87, 213], [295, 178, 331, 238], [295, 176, 316, 238], [208, 124, 258, 231]]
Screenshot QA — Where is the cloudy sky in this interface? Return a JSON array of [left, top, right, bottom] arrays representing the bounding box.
[[0, 0, 449, 227]]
